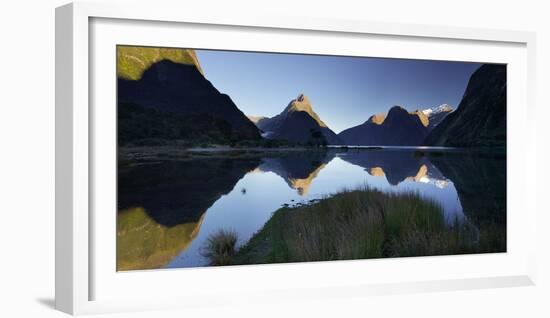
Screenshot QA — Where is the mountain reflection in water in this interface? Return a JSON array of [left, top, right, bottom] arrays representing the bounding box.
[[117, 148, 506, 270], [255, 151, 335, 195]]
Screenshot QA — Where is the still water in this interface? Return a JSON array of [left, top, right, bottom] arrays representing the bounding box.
[[116, 148, 506, 270]]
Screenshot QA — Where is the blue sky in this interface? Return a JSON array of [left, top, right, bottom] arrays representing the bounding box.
[[196, 49, 481, 133]]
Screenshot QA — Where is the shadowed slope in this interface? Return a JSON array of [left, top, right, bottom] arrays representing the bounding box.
[[254, 94, 343, 145], [118, 60, 260, 143], [117, 46, 260, 145], [424, 64, 506, 147]]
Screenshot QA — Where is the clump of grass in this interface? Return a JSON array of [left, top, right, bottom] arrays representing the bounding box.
[[202, 229, 238, 266], [280, 187, 453, 261], [234, 185, 504, 265]]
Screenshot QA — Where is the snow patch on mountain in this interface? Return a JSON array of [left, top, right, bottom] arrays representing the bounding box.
[[422, 104, 454, 117]]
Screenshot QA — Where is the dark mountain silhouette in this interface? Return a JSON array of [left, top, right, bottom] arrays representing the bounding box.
[[253, 94, 343, 145], [338, 106, 429, 146], [424, 64, 506, 147], [118, 57, 260, 145]]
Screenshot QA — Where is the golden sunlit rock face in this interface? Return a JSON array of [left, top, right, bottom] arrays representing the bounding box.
[[369, 113, 387, 125], [116, 207, 204, 271], [368, 167, 386, 177], [410, 110, 430, 127], [367, 164, 432, 185], [407, 164, 429, 182], [117, 46, 203, 80], [287, 164, 327, 195], [286, 94, 328, 128]]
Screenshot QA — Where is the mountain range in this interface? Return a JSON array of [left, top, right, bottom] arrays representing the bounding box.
[[116, 47, 504, 149], [338, 107, 415, 146], [247, 95, 455, 147], [337, 104, 454, 146]]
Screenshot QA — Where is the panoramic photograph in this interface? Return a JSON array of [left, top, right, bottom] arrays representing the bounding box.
[[116, 45, 506, 271]]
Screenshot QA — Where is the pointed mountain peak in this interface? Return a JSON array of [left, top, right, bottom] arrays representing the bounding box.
[[284, 93, 327, 127], [296, 93, 308, 103], [387, 105, 409, 117], [286, 93, 313, 112]]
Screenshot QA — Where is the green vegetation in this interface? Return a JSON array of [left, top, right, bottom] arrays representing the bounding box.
[[308, 128, 328, 147], [232, 186, 504, 265], [117, 207, 203, 271], [117, 46, 202, 80], [119, 102, 320, 148], [119, 103, 255, 147], [202, 229, 238, 266]]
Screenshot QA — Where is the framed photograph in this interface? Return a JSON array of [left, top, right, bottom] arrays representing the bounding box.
[[56, 2, 538, 315]]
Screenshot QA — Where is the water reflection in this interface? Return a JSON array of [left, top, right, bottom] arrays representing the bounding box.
[[117, 148, 506, 270], [117, 157, 260, 226], [339, 149, 448, 186], [116, 207, 205, 271], [255, 151, 335, 195], [429, 151, 506, 227]]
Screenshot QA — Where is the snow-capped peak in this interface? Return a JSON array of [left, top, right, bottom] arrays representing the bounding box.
[[421, 104, 454, 117]]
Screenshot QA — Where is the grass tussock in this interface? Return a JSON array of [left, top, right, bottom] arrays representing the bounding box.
[[202, 229, 239, 266], [233, 186, 505, 265]]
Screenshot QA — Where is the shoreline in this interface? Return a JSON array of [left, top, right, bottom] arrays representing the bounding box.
[[118, 144, 505, 163], [224, 186, 505, 266]]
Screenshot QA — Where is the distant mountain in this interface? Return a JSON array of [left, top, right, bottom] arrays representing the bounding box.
[[421, 104, 454, 130], [253, 94, 343, 145], [117, 46, 260, 145], [424, 64, 506, 147], [338, 106, 429, 146], [247, 115, 268, 125]]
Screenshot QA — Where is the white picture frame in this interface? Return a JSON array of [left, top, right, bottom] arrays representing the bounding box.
[[55, 1, 538, 315]]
